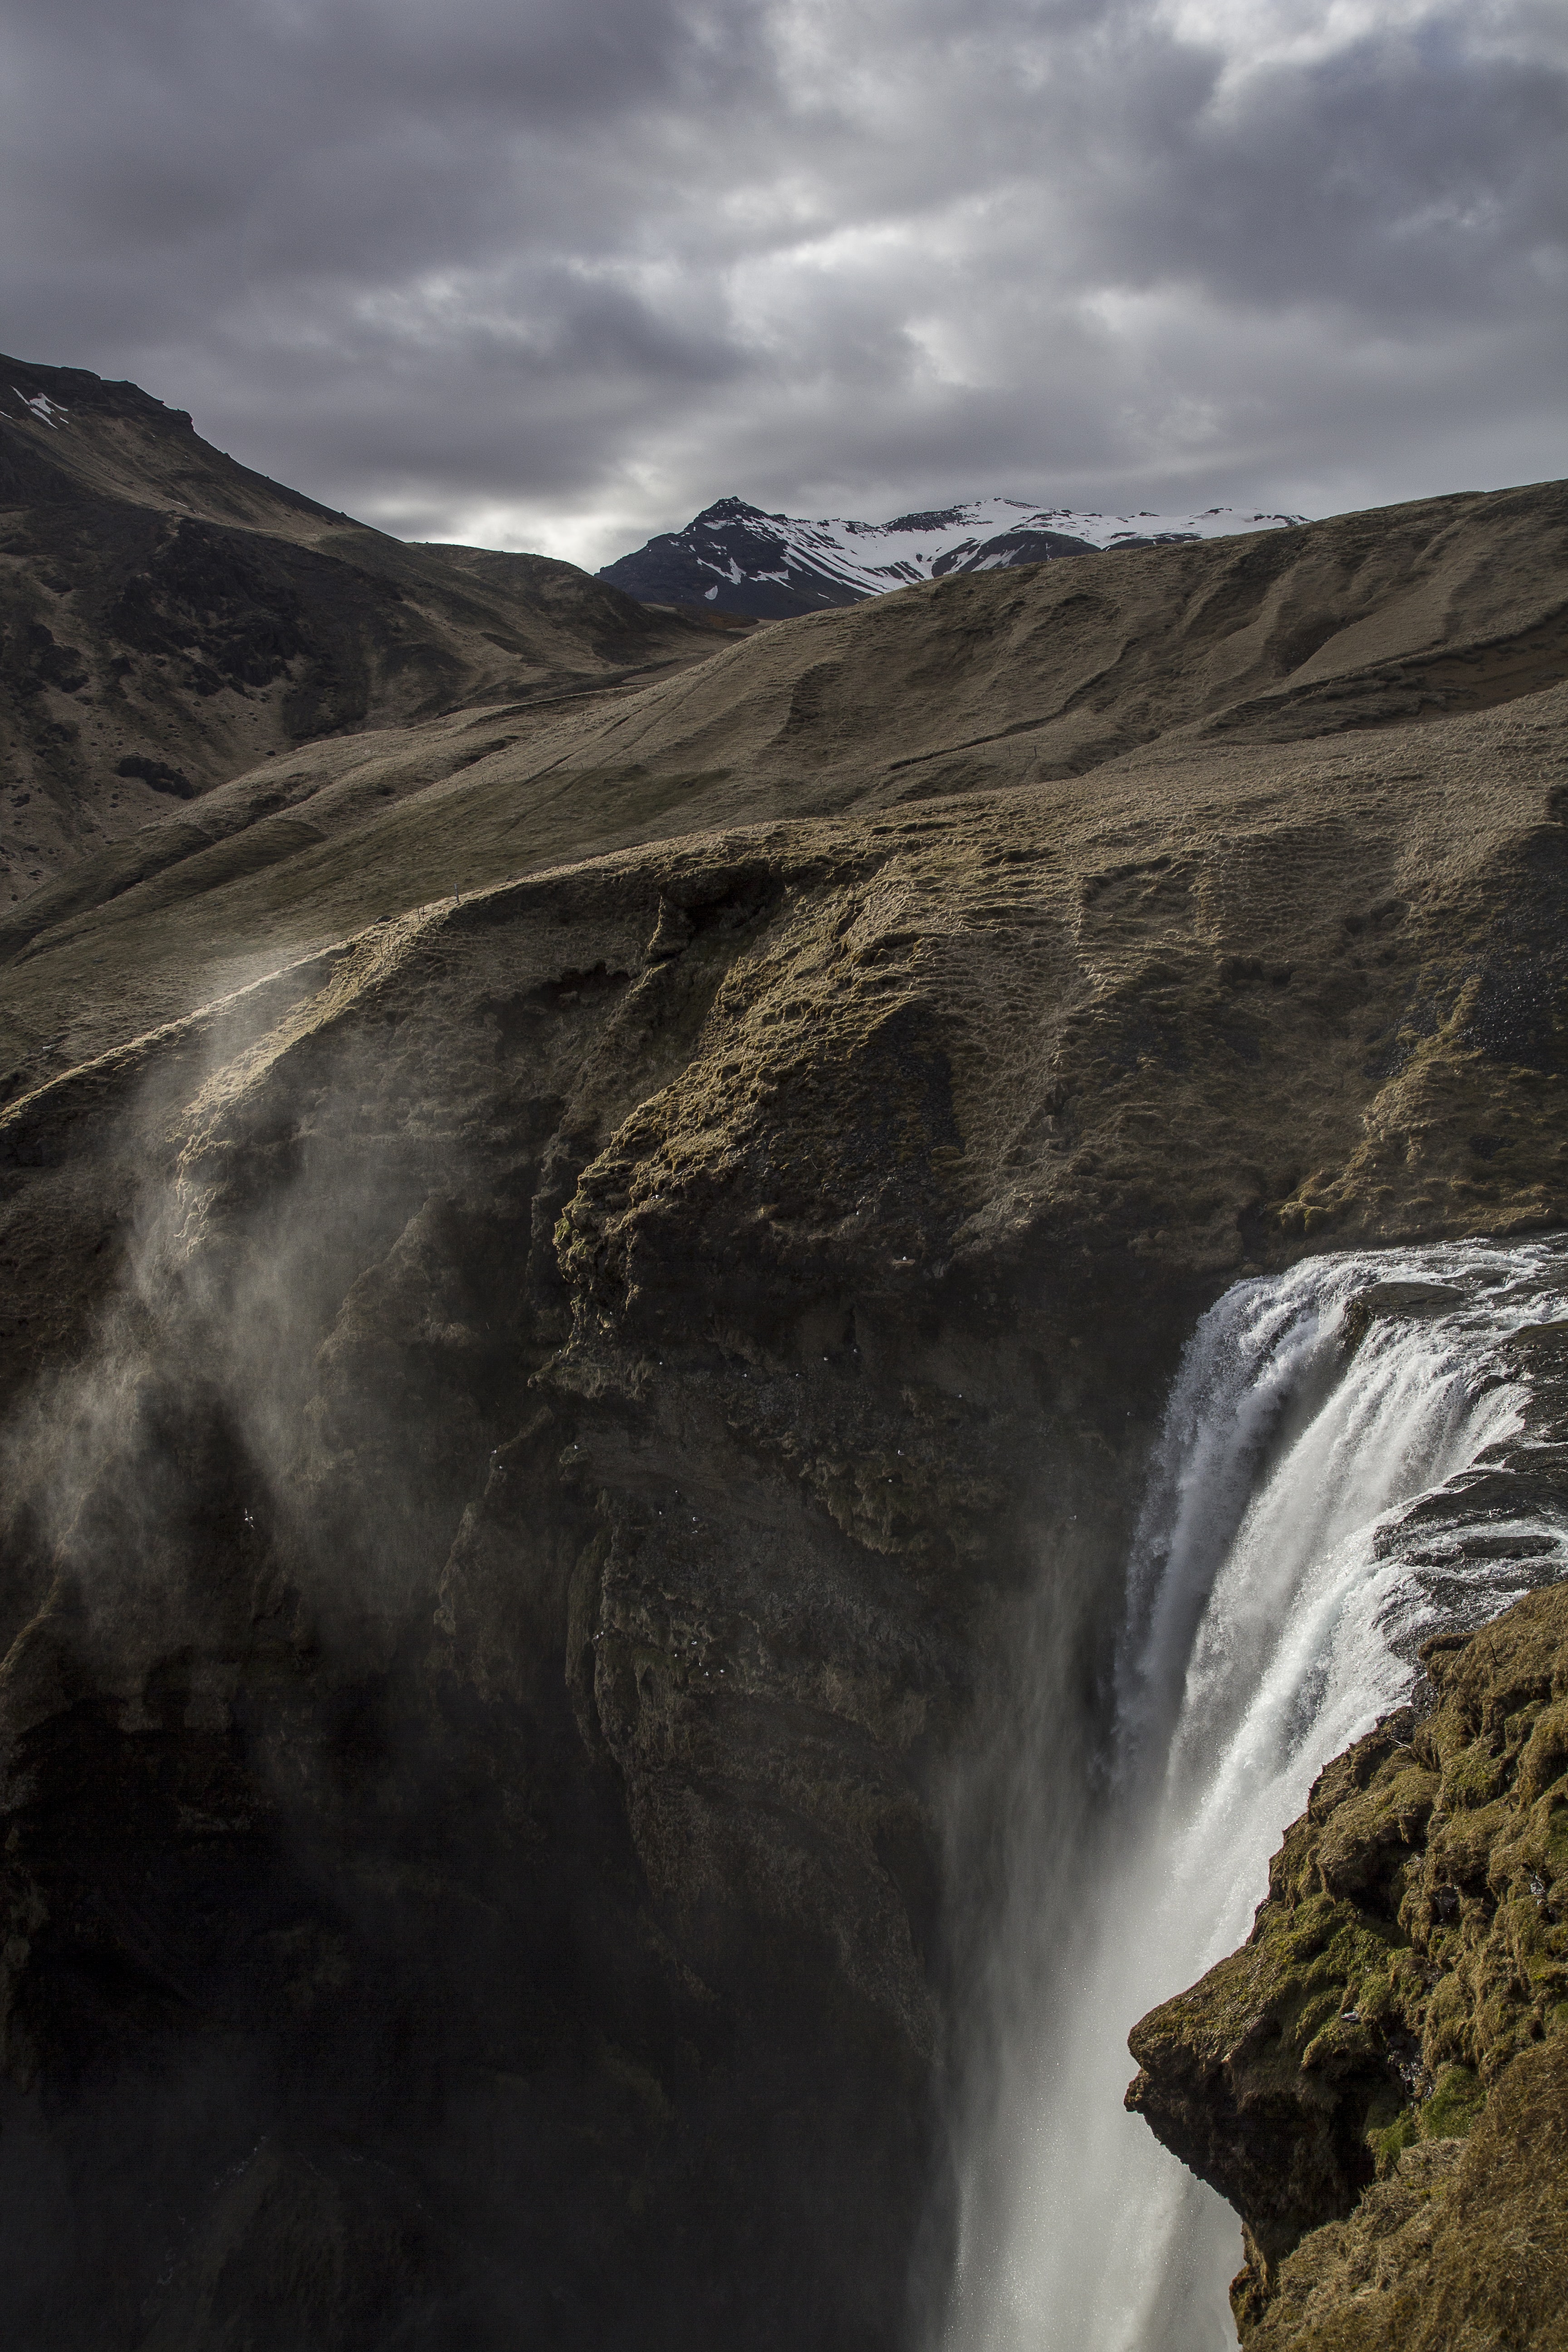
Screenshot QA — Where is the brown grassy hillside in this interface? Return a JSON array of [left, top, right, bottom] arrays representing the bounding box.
[[0, 357, 740, 903]]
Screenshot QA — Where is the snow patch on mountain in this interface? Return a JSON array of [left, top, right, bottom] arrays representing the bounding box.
[[599, 494, 1306, 618], [761, 494, 1301, 584], [6, 386, 69, 429]]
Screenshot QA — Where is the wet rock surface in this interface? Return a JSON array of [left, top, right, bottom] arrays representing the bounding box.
[[0, 838, 1160, 2346]]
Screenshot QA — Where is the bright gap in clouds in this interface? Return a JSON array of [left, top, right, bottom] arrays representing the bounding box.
[[1158, 0, 1442, 81]]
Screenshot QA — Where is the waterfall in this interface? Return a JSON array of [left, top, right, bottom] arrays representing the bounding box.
[[939, 1237, 1568, 2352]]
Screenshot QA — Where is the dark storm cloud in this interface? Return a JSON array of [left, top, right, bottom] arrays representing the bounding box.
[[0, 0, 1563, 564]]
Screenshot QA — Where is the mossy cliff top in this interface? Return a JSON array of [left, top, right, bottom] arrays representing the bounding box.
[[1127, 1582, 1568, 2346]]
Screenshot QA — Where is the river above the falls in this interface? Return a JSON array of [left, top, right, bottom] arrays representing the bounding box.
[[938, 1236, 1568, 2352]]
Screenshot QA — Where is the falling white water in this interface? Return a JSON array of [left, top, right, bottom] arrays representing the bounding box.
[[941, 1238, 1568, 2352]]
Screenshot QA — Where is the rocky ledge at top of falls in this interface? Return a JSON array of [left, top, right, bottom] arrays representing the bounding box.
[[1128, 1558, 1568, 2351], [1, 486, 1568, 2342]]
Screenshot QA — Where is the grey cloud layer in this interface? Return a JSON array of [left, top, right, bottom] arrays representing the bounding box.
[[1, 0, 1563, 564]]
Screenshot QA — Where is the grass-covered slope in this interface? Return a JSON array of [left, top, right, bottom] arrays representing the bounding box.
[[0, 356, 738, 904], [3, 472, 1565, 1116]]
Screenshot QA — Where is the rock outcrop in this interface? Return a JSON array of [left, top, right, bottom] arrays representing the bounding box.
[[1128, 1583, 1568, 2344]]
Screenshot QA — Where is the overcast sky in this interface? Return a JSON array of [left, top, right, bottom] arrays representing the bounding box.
[[1, 0, 1563, 568]]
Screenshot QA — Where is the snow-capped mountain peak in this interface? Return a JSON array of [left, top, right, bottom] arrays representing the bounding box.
[[599, 494, 1305, 618]]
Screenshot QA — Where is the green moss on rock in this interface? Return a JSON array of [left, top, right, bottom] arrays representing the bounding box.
[[1126, 1583, 1568, 2341]]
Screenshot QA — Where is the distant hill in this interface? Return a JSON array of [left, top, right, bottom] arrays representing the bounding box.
[[0, 358, 739, 903], [598, 492, 1306, 617]]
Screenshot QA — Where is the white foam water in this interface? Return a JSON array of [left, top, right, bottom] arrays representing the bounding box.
[[939, 1238, 1568, 2352]]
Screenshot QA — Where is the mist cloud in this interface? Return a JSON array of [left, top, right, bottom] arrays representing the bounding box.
[[0, 0, 1563, 564]]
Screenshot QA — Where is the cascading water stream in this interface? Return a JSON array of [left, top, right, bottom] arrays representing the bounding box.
[[939, 1238, 1568, 2352]]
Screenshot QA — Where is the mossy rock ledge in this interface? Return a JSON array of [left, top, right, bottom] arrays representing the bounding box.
[[1127, 1581, 1568, 2347]]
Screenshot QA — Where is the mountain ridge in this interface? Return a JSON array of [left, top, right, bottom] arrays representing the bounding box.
[[598, 491, 1307, 617], [0, 356, 742, 903], [3, 471, 1563, 1107]]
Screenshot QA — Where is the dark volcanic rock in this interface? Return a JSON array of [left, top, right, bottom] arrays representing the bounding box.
[[598, 495, 868, 618], [929, 525, 1099, 573]]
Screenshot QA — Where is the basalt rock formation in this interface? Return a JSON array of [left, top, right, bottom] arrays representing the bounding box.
[[1, 415, 1568, 2345], [1128, 1579, 1568, 2348]]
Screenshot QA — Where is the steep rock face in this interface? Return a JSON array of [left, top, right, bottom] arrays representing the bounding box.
[[0, 356, 736, 902], [0, 855, 1094, 2346], [1128, 1582, 1568, 2342]]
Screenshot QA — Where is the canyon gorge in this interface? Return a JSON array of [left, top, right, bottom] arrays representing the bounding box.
[[2, 356, 1568, 2347]]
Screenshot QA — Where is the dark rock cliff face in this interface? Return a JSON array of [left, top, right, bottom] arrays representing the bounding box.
[[0, 840, 1170, 2347]]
